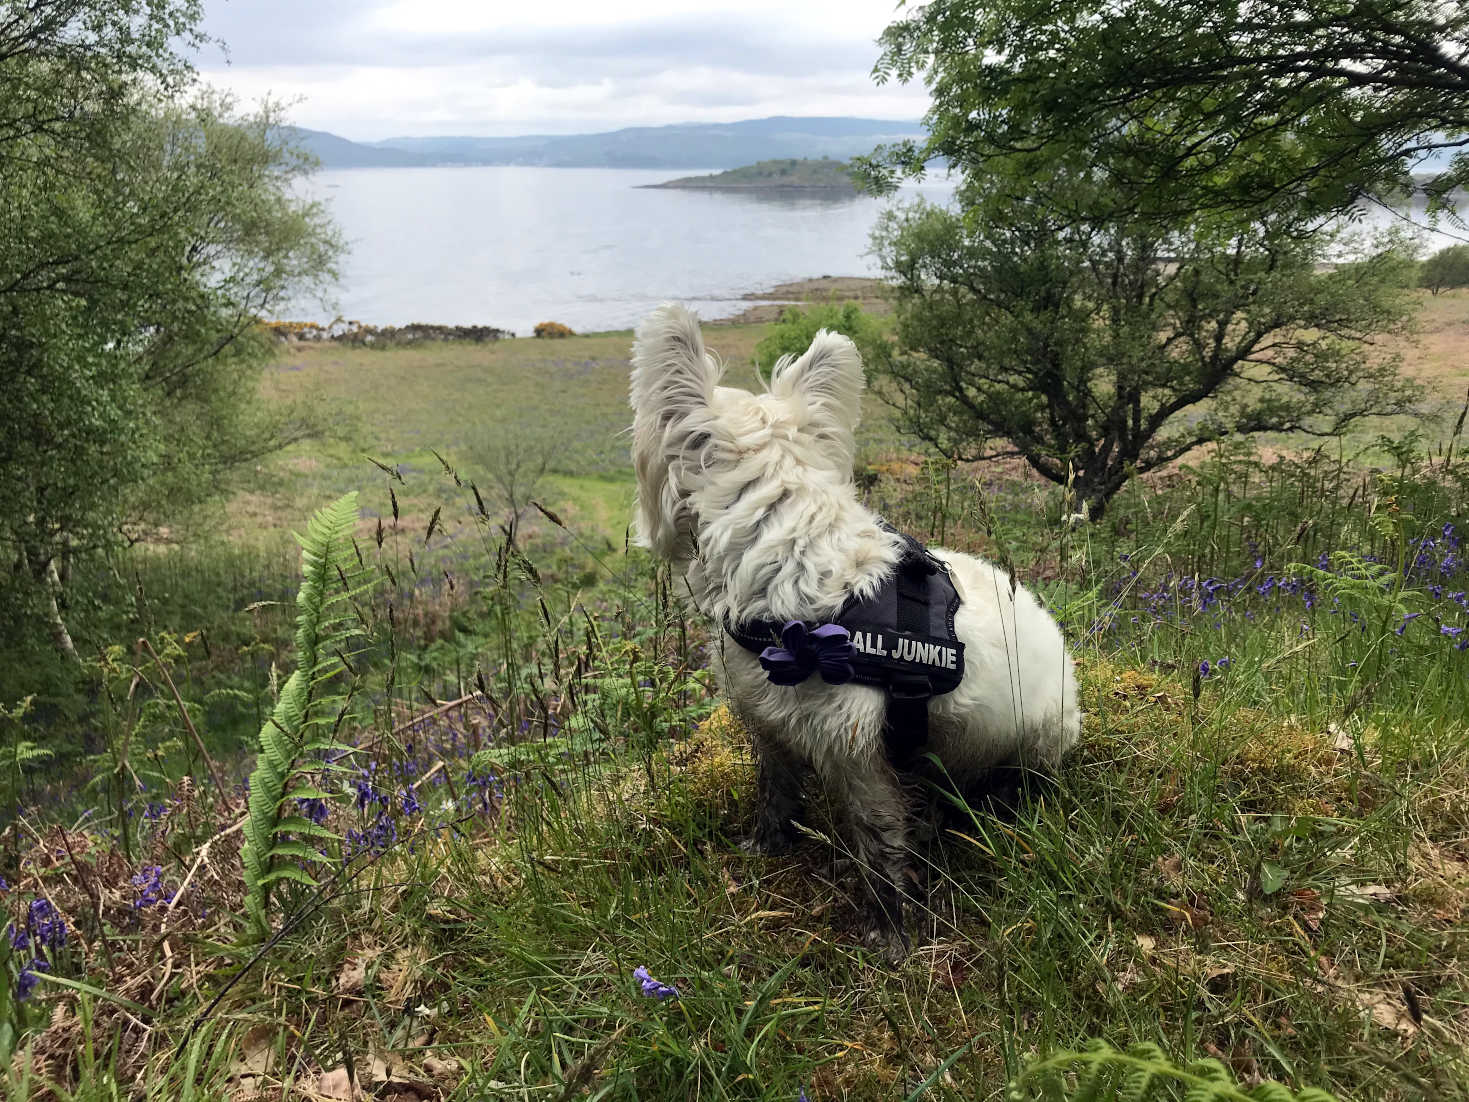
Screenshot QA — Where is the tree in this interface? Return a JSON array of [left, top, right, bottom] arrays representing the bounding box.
[[1420, 244, 1469, 294], [0, 1, 340, 660], [863, 0, 1469, 222], [870, 179, 1421, 519]]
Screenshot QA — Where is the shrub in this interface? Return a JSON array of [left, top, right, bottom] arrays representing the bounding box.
[[534, 321, 575, 339], [1419, 244, 1469, 294], [753, 302, 885, 376]]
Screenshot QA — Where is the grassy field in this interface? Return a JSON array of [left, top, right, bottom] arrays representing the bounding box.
[[3, 291, 1469, 1100]]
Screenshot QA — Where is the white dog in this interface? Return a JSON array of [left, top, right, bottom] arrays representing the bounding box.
[[630, 304, 1080, 958]]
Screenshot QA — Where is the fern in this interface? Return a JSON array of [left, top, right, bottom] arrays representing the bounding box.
[[1009, 1040, 1342, 1102], [240, 492, 370, 938]]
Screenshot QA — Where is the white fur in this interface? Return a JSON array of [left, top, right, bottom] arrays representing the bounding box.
[[630, 304, 1080, 949], [631, 302, 1080, 773]]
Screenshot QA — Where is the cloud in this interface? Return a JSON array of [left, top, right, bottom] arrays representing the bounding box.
[[195, 0, 928, 138]]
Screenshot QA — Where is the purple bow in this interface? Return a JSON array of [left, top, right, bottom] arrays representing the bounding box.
[[758, 621, 856, 686]]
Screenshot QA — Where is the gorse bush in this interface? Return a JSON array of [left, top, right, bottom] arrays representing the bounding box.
[[754, 302, 886, 376]]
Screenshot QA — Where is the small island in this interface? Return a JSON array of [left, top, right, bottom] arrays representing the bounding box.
[[640, 157, 857, 192]]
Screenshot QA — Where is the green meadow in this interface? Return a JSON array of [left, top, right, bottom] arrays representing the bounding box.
[[4, 293, 1469, 1102]]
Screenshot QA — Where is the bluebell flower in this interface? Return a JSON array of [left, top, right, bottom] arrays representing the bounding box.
[[344, 811, 398, 861], [1198, 659, 1211, 678], [131, 866, 174, 909], [16, 957, 49, 1000], [633, 965, 679, 1000], [401, 787, 422, 816]]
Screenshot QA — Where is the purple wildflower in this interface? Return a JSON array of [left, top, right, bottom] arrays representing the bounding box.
[[130, 866, 174, 909], [16, 957, 49, 1000], [401, 787, 422, 816], [344, 812, 397, 861], [11, 899, 67, 951], [633, 965, 679, 1000], [1198, 659, 1211, 678]]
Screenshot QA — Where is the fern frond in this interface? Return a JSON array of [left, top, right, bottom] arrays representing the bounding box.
[[240, 492, 368, 938], [1010, 1040, 1342, 1102]]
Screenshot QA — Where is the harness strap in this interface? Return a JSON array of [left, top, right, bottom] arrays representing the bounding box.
[[885, 541, 938, 764], [723, 524, 961, 771]]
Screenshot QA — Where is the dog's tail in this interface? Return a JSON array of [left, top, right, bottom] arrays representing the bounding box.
[[629, 304, 722, 562]]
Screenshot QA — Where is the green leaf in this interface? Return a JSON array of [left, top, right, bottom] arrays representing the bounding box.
[[1259, 860, 1287, 895]]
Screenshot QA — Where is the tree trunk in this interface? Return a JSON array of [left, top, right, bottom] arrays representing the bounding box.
[[20, 547, 81, 664], [44, 557, 80, 664]]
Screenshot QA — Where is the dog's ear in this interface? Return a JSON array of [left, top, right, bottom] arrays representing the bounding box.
[[769, 328, 864, 462], [629, 304, 723, 561]]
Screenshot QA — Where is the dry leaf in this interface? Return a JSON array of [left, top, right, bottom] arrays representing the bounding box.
[[1337, 883, 1394, 904], [1155, 854, 1184, 886], [1327, 722, 1355, 753], [1134, 932, 1156, 953], [227, 1025, 278, 1098], [1160, 899, 1210, 929], [336, 958, 368, 996], [423, 1054, 460, 1079], [1288, 887, 1325, 931], [1354, 989, 1420, 1036], [317, 1067, 363, 1100]]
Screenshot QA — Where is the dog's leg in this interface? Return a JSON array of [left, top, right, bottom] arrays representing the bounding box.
[[825, 762, 915, 965], [743, 729, 805, 856]]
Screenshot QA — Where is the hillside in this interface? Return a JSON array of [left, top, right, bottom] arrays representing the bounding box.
[[642, 157, 857, 191], [287, 116, 924, 170]]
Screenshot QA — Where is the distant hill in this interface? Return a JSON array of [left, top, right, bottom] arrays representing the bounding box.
[[642, 158, 857, 191], [286, 117, 925, 170], [283, 127, 425, 168]]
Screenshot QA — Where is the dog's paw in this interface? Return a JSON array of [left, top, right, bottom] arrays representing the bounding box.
[[740, 830, 795, 857], [861, 920, 912, 967]]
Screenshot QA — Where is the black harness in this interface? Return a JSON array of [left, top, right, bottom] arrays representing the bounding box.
[[725, 529, 965, 764]]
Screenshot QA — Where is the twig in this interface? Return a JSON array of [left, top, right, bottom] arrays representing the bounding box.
[[165, 814, 247, 919], [138, 638, 229, 797], [392, 691, 482, 736]]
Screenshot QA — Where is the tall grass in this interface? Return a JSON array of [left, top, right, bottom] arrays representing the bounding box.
[[2, 433, 1466, 1100]]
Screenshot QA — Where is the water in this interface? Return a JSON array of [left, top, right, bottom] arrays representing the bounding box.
[[288, 166, 956, 335], [287, 167, 1463, 336]]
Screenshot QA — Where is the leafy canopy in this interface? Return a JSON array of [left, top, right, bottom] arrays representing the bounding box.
[[871, 174, 1421, 518], [863, 0, 1469, 222], [0, 0, 340, 657], [1420, 244, 1469, 294]]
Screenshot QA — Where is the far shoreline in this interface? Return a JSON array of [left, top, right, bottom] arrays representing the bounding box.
[[266, 276, 895, 343]]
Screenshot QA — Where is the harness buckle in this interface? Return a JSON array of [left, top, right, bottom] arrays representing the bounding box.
[[888, 675, 933, 702]]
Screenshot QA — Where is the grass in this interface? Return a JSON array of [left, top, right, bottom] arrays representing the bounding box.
[[3, 293, 1469, 1100]]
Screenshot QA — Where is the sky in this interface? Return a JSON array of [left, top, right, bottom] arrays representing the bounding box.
[[195, 0, 931, 141]]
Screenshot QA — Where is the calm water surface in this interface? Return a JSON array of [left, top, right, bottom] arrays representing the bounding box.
[[289, 166, 956, 335], [289, 167, 1460, 335]]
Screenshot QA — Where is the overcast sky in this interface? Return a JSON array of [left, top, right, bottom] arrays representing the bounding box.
[[195, 0, 930, 141]]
